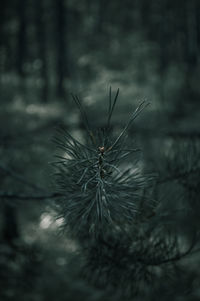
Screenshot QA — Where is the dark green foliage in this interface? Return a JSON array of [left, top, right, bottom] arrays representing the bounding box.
[[82, 229, 196, 297], [52, 90, 200, 298], [53, 91, 153, 238]]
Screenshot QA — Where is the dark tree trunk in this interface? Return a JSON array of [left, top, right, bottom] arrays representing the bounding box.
[[96, 0, 107, 34], [0, 0, 6, 48], [0, 0, 6, 77], [0, 0, 14, 75], [56, 0, 68, 99], [3, 203, 19, 245], [17, 0, 26, 78], [181, 0, 199, 109], [36, 0, 48, 102]]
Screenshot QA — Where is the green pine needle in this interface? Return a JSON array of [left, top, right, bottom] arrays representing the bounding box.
[[53, 89, 151, 238]]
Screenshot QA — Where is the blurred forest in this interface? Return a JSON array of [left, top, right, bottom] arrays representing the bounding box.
[[0, 0, 200, 300]]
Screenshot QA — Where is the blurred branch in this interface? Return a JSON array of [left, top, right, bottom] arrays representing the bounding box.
[[128, 128, 200, 139], [166, 131, 200, 139], [1, 124, 200, 146], [158, 166, 200, 185], [0, 192, 61, 200], [146, 235, 197, 266], [99, 233, 198, 271], [1, 167, 199, 201], [0, 120, 60, 145], [0, 163, 45, 191]]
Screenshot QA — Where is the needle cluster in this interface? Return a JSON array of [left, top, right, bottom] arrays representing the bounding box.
[[53, 89, 151, 238]]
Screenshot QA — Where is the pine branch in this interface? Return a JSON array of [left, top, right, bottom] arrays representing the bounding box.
[[0, 166, 198, 202], [53, 90, 150, 237], [0, 192, 61, 200], [144, 234, 197, 266], [0, 163, 45, 191], [157, 166, 200, 185]]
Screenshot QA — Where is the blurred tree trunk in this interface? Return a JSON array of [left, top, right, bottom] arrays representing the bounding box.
[[96, 0, 107, 34], [184, 0, 199, 104], [56, 0, 69, 99], [0, 0, 13, 75], [158, 3, 168, 103], [3, 203, 19, 246], [0, 0, 6, 77], [17, 0, 26, 78], [36, 0, 48, 102], [0, 0, 6, 45], [174, 0, 199, 118], [186, 0, 198, 66]]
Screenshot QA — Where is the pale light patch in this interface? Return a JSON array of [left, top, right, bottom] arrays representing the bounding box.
[[26, 104, 46, 114], [63, 152, 72, 160], [78, 55, 90, 67], [10, 100, 62, 117], [40, 212, 64, 230], [71, 129, 84, 144], [56, 257, 67, 266], [55, 217, 65, 227], [40, 213, 53, 229], [84, 95, 95, 105]]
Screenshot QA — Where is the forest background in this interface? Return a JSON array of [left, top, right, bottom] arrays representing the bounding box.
[[0, 0, 200, 300]]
